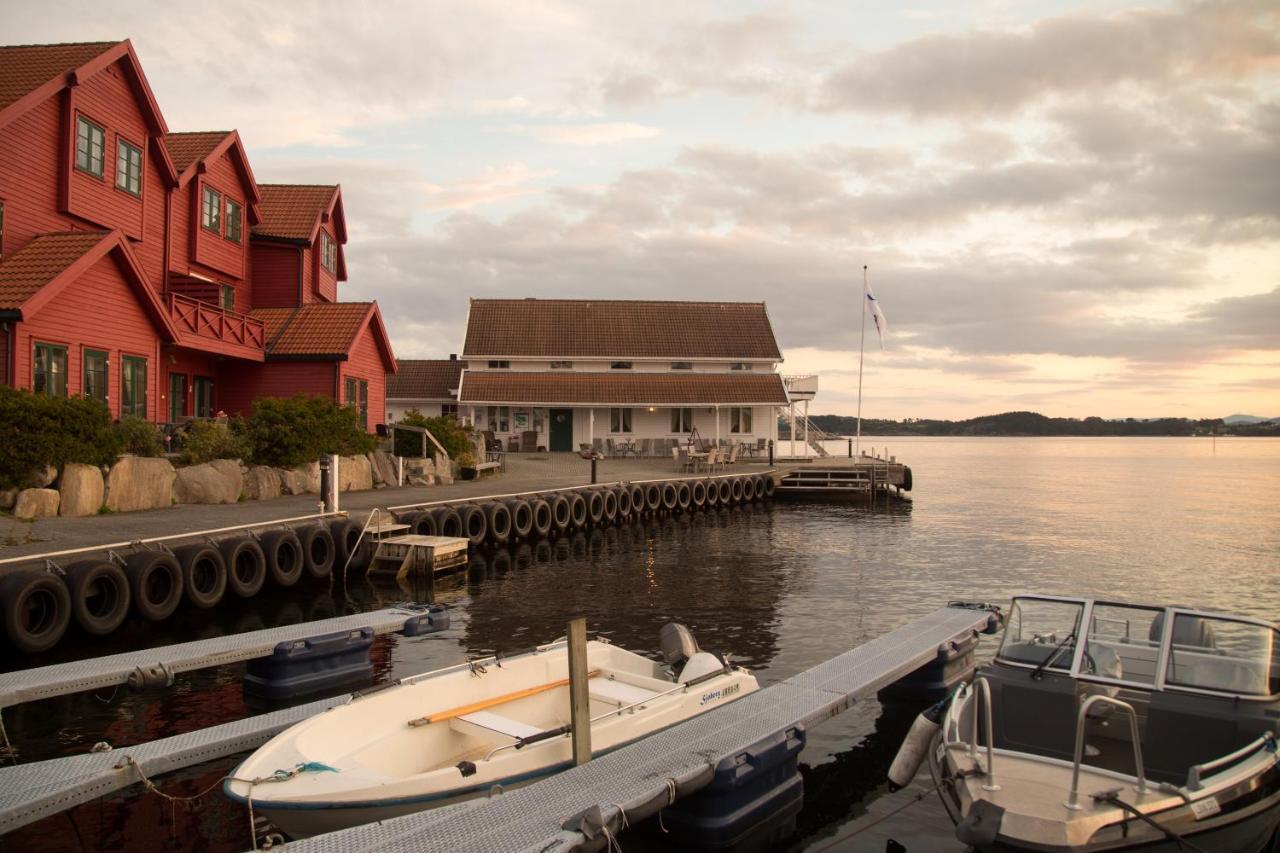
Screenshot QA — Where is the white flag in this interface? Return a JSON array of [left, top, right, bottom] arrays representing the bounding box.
[[865, 284, 888, 349]]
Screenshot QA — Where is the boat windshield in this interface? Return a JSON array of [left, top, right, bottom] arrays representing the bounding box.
[[997, 598, 1084, 672], [1164, 613, 1280, 697]]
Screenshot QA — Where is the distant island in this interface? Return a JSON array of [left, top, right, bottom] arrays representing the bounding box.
[[779, 411, 1280, 438]]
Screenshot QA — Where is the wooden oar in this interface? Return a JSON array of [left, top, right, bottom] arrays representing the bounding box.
[[408, 669, 602, 727]]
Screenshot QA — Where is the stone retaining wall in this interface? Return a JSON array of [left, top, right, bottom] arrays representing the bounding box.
[[6, 450, 455, 519]]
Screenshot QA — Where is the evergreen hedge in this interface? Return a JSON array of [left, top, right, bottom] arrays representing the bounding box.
[[0, 387, 121, 489], [237, 394, 376, 469]]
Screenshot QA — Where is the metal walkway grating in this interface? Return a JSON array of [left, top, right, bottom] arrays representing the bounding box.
[[283, 605, 995, 853], [0, 607, 423, 710]]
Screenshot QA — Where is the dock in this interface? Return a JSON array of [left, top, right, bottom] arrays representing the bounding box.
[[776, 455, 911, 499], [282, 603, 994, 853]]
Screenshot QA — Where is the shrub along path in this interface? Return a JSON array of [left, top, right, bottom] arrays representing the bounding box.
[[0, 454, 775, 560]]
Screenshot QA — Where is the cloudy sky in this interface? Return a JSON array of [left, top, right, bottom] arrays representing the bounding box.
[[8, 0, 1279, 418]]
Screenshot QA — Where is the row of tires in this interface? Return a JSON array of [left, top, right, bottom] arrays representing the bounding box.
[[391, 474, 775, 549], [0, 475, 774, 654], [1, 519, 369, 655]]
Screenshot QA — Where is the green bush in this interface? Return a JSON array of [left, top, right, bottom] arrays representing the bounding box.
[[111, 415, 164, 458], [238, 394, 376, 469], [0, 387, 122, 488], [394, 409, 473, 459], [179, 419, 248, 465]]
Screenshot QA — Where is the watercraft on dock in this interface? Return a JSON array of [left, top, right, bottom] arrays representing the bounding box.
[[911, 594, 1280, 852], [224, 624, 757, 838]]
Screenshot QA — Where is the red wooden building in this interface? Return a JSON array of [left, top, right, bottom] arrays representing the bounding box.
[[0, 40, 396, 429]]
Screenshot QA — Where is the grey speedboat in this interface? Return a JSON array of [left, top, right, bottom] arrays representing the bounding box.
[[929, 595, 1280, 851]]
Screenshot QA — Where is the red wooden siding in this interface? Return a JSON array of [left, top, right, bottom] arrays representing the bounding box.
[[191, 150, 248, 282], [216, 360, 336, 418], [12, 251, 160, 419], [342, 321, 387, 430], [0, 96, 70, 250], [63, 63, 149, 240], [314, 224, 337, 302], [168, 177, 190, 278], [135, 144, 169, 290], [249, 242, 301, 307]]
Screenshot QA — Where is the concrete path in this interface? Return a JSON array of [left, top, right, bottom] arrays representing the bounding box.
[[0, 454, 776, 561]]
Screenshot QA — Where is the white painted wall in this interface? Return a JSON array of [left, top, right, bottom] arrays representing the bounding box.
[[386, 399, 451, 423]]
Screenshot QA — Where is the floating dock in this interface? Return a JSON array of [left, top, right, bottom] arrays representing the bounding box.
[[776, 455, 910, 500], [282, 604, 995, 853]]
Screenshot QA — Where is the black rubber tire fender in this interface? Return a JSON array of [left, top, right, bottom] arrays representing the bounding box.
[[903, 465, 913, 492], [505, 499, 533, 539], [568, 492, 587, 528], [220, 536, 267, 598], [433, 506, 463, 539], [602, 489, 618, 523], [548, 494, 570, 533], [761, 475, 776, 497], [297, 525, 336, 579], [691, 480, 707, 507], [327, 520, 362, 573], [614, 487, 632, 518], [731, 477, 745, 503], [1, 570, 72, 652], [704, 479, 720, 507], [485, 502, 512, 544], [65, 560, 131, 636], [260, 530, 304, 588], [676, 481, 692, 511], [457, 504, 488, 546], [411, 511, 438, 536], [172, 544, 227, 609], [717, 479, 732, 504], [125, 551, 185, 621], [644, 483, 662, 513], [531, 498, 554, 537], [742, 476, 757, 502], [586, 490, 605, 526], [628, 484, 644, 516], [661, 482, 678, 511]]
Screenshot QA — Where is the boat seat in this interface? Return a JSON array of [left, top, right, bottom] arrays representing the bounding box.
[[589, 678, 661, 706], [451, 711, 543, 741]]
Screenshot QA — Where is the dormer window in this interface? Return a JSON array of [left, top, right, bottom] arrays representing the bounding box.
[[75, 116, 105, 178], [115, 139, 142, 196], [321, 232, 337, 274], [671, 362, 693, 370], [730, 362, 752, 371], [225, 199, 243, 243], [610, 361, 633, 370], [550, 361, 573, 369], [201, 186, 221, 233], [487, 360, 510, 369]]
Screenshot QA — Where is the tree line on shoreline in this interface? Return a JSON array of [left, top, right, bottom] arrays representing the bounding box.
[[779, 411, 1280, 438]]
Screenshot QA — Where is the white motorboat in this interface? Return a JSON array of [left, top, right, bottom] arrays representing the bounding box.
[[910, 595, 1280, 852], [225, 624, 758, 838]]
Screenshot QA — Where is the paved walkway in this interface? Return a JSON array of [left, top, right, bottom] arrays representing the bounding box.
[[0, 454, 777, 561]]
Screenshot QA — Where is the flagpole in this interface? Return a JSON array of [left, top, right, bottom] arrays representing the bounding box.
[[856, 265, 867, 459]]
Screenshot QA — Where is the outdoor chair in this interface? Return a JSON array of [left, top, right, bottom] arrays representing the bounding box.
[[701, 447, 719, 472], [755, 437, 768, 457], [673, 447, 696, 473], [482, 430, 502, 453], [727, 443, 741, 465], [520, 430, 539, 453]]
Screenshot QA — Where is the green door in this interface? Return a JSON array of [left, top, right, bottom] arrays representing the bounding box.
[[549, 408, 573, 452], [169, 373, 187, 422]]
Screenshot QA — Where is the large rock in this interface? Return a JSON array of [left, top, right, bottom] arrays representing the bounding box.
[[339, 455, 373, 492], [243, 466, 281, 501], [403, 457, 433, 487], [279, 462, 320, 495], [14, 488, 60, 519], [174, 459, 243, 505], [106, 457, 175, 513], [24, 464, 58, 489], [370, 451, 397, 487], [59, 463, 104, 517], [0, 489, 16, 510]]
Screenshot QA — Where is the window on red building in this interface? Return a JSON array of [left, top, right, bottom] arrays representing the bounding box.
[[34, 343, 67, 397], [75, 117, 105, 178], [83, 349, 108, 407], [201, 187, 221, 233], [121, 356, 147, 418], [226, 199, 243, 243], [221, 285, 235, 311], [115, 139, 142, 196]]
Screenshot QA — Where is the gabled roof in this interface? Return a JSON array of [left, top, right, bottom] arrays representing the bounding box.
[[162, 130, 261, 214], [252, 302, 396, 371], [387, 359, 466, 400], [0, 230, 179, 339], [253, 184, 346, 244], [458, 371, 789, 406], [462, 299, 783, 361]]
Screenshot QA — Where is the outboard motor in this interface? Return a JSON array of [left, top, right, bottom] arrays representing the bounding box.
[[660, 623, 700, 677]]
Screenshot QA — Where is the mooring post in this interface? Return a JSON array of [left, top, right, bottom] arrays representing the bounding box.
[[848, 438, 852, 458], [590, 456, 597, 484], [567, 617, 592, 766], [767, 439, 774, 466], [319, 456, 337, 513]]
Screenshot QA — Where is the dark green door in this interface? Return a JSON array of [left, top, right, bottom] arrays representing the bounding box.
[[169, 373, 187, 422], [549, 408, 573, 452]]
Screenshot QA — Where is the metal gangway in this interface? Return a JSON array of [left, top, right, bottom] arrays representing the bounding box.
[[283, 603, 999, 853]]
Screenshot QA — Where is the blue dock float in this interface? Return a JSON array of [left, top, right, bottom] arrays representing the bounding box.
[[282, 603, 1000, 853]]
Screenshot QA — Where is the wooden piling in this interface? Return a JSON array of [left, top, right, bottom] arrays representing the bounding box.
[[567, 617, 592, 766]]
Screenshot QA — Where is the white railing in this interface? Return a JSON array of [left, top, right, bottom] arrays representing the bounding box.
[[782, 374, 818, 395]]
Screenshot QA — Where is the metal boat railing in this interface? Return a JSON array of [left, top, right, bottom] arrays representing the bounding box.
[[1065, 695, 1148, 809], [967, 677, 1000, 791], [1187, 732, 1276, 791]]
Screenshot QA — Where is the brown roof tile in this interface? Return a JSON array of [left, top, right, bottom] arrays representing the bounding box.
[[458, 371, 789, 405], [462, 299, 782, 360], [0, 42, 118, 112], [0, 231, 112, 309], [252, 184, 338, 241], [253, 302, 374, 358], [387, 359, 466, 399], [162, 131, 230, 174]]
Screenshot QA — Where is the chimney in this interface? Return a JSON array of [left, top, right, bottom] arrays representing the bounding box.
[[449, 353, 457, 360]]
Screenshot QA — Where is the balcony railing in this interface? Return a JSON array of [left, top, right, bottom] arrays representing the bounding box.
[[782, 374, 819, 395], [167, 293, 266, 356]]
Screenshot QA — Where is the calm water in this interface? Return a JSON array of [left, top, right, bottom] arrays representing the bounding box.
[[5, 437, 1278, 852]]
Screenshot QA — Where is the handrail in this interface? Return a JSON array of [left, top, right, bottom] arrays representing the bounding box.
[[967, 677, 1000, 791], [1065, 695, 1148, 810], [1187, 732, 1275, 791]]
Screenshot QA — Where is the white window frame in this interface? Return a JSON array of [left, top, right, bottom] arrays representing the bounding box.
[[610, 407, 632, 433], [729, 407, 753, 434], [671, 407, 693, 433]]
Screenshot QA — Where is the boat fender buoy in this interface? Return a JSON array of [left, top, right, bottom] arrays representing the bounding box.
[[888, 693, 951, 791], [955, 799, 1004, 847]]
